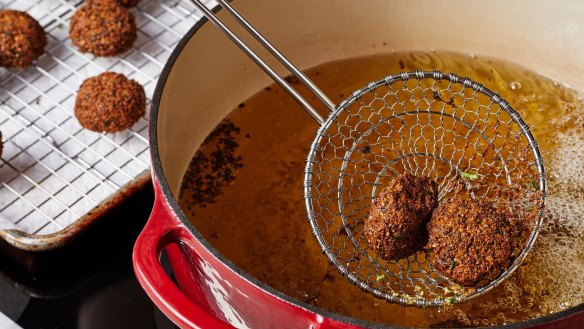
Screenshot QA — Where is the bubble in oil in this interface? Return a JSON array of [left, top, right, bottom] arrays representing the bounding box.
[[509, 81, 522, 90], [508, 132, 584, 317]]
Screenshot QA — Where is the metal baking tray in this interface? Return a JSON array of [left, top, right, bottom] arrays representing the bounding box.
[[0, 0, 206, 251]]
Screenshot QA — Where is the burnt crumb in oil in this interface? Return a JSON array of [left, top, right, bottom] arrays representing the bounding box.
[[180, 119, 244, 214], [284, 75, 301, 85], [361, 145, 371, 154], [323, 272, 335, 282], [432, 90, 456, 106], [399, 59, 406, 70]]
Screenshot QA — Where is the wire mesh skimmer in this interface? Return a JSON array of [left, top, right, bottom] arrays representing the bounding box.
[[190, 0, 546, 307]]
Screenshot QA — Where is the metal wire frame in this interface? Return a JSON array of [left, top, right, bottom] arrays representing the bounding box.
[[0, 0, 205, 240]]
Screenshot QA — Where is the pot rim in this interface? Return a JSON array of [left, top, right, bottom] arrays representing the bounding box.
[[148, 2, 584, 328]]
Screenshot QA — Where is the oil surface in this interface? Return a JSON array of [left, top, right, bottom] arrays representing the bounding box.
[[179, 51, 584, 327]]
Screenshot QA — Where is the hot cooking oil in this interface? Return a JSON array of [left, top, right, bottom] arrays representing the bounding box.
[[179, 51, 584, 327]]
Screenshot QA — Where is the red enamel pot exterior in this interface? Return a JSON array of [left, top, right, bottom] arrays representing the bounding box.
[[135, 178, 584, 329], [134, 178, 361, 329], [133, 1, 584, 328]]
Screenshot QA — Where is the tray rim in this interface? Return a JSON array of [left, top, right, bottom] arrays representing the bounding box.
[[0, 170, 151, 251]]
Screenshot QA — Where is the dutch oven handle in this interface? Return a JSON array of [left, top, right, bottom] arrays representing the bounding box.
[[133, 195, 234, 329]]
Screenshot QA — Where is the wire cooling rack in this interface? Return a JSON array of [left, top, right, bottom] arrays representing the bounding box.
[[0, 0, 209, 250]]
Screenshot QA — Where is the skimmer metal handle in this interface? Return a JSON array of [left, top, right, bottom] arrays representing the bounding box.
[[190, 0, 334, 124]]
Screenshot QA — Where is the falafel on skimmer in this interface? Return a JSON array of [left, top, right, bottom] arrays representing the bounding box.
[[364, 174, 438, 260], [428, 197, 515, 286]]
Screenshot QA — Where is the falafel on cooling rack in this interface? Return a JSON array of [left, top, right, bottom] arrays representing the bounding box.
[[69, 1, 137, 56], [427, 197, 515, 286], [0, 10, 46, 68], [364, 174, 438, 260], [75, 72, 145, 133], [86, 0, 141, 8]]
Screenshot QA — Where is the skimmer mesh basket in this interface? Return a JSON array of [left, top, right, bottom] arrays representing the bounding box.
[[304, 71, 545, 306]]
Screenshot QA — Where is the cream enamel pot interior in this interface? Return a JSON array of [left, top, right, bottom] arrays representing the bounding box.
[[133, 1, 584, 328]]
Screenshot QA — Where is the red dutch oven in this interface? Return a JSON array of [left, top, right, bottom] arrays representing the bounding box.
[[133, 0, 584, 328]]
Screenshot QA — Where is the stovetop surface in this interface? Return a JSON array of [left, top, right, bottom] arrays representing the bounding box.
[[0, 183, 177, 329]]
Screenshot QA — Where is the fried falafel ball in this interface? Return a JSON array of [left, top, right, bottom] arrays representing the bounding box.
[[69, 2, 136, 56], [364, 174, 438, 260], [427, 197, 515, 286], [86, 0, 141, 7], [75, 72, 145, 133], [0, 10, 46, 68]]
